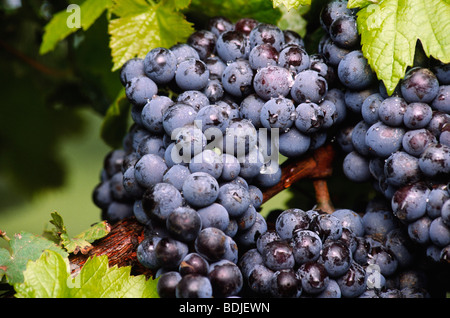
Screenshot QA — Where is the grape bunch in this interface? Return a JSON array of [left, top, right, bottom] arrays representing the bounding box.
[[92, 15, 349, 298], [318, 0, 450, 264], [90, 1, 449, 298], [239, 205, 431, 298]]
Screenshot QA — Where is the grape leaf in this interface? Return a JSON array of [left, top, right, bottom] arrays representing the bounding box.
[[272, 0, 311, 11], [277, 3, 309, 38], [188, 0, 282, 24], [14, 250, 159, 298], [43, 212, 111, 255], [40, 0, 113, 54], [0, 232, 67, 285], [352, 0, 450, 95], [108, 2, 194, 71]]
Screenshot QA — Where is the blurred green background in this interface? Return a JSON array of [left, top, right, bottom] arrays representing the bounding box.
[[0, 1, 118, 246]]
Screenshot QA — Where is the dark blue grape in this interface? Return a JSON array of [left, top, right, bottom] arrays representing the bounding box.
[[203, 79, 224, 102], [342, 151, 371, 183], [179, 252, 210, 276], [189, 149, 224, 179], [344, 88, 377, 114], [332, 208, 365, 237], [262, 240, 295, 271], [235, 212, 268, 248], [182, 172, 219, 208], [407, 216, 432, 245], [247, 264, 274, 295], [125, 76, 158, 107], [320, 0, 353, 32], [418, 143, 450, 177], [217, 182, 251, 217], [175, 58, 209, 91], [187, 30, 217, 60], [162, 164, 191, 191], [141, 95, 174, 134], [134, 154, 168, 188], [204, 56, 227, 79], [294, 102, 325, 134], [120, 58, 145, 86], [361, 93, 384, 125], [197, 203, 230, 232], [142, 182, 183, 222], [321, 37, 351, 67], [336, 262, 366, 298], [283, 30, 305, 47], [337, 50, 376, 90], [239, 94, 266, 128], [208, 16, 234, 37], [329, 14, 359, 49], [248, 43, 279, 70], [216, 30, 250, 62], [297, 262, 329, 295], [365, 121, 405, 158], [253, 65, 294, 100], [431, 85, 450, 113], [278, 127, 311, 157], [249, 23, 285, 51], [362, 209, 398, 240], [275, 208, 310, 240], [170, 43, 200, 64], [402, 128, 437, 157], [291, 70, 328, 104], [429, 217, 450, 246], [144, 47, 177, 85], [177, 90, 209, 112], [260, 97, 296, 130], [105, 201, 133, 224], [321, 241, 351, 278], [269, 269, 302, 298], [175, 274, 213, 298], [278, 45, 309, 74], [137, 234, 162, 270], [157, 271, 182, 298], [291, 230, 322, 264], [403, 102, 433, 129], [391, 182, 430, 223], [384, 151, 422, 187], [166, 206, 202, 242], [208, 259, 243, 297], [194, 227, 237, 262], [427, 185, 450, 218], [162, 103, 198, 137], [222, 59, 254, 97], [310, 213, 343, 241], [400, 67, 439, 103]]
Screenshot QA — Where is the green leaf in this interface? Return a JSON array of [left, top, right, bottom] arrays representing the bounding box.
[[189, 0, 282, 24], [355, 0, 450, 95], [0, 232, 67, 285], [276, 3, 309, 38], [40, 0, 114, 54], [111, 0, 152, 17], [43, 212, 111, 255], [108, 2, 194, 71], [100, 87, 131, 148], [347, 0, 377, 8], [272, 0, 311, 11], [14, 251, 159, 298]]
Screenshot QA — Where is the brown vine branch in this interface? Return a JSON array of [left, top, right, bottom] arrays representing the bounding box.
[[69, 143, 336, 275]]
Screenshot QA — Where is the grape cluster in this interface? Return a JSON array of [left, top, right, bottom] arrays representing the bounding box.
[[239, 206, 431, 298], [318, 0, 450, 264], [92, 15, 348, 298], [91, 1, 449, 298]]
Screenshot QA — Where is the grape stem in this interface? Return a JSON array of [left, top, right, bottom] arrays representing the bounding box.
[[70, 143, 336, 275]]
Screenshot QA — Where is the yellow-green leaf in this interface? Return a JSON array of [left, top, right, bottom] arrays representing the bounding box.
[[272, 0, 311, 11], [356, 0, 450, 95], [40, 0, 113, 54], [108, 3, 194, 71]]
